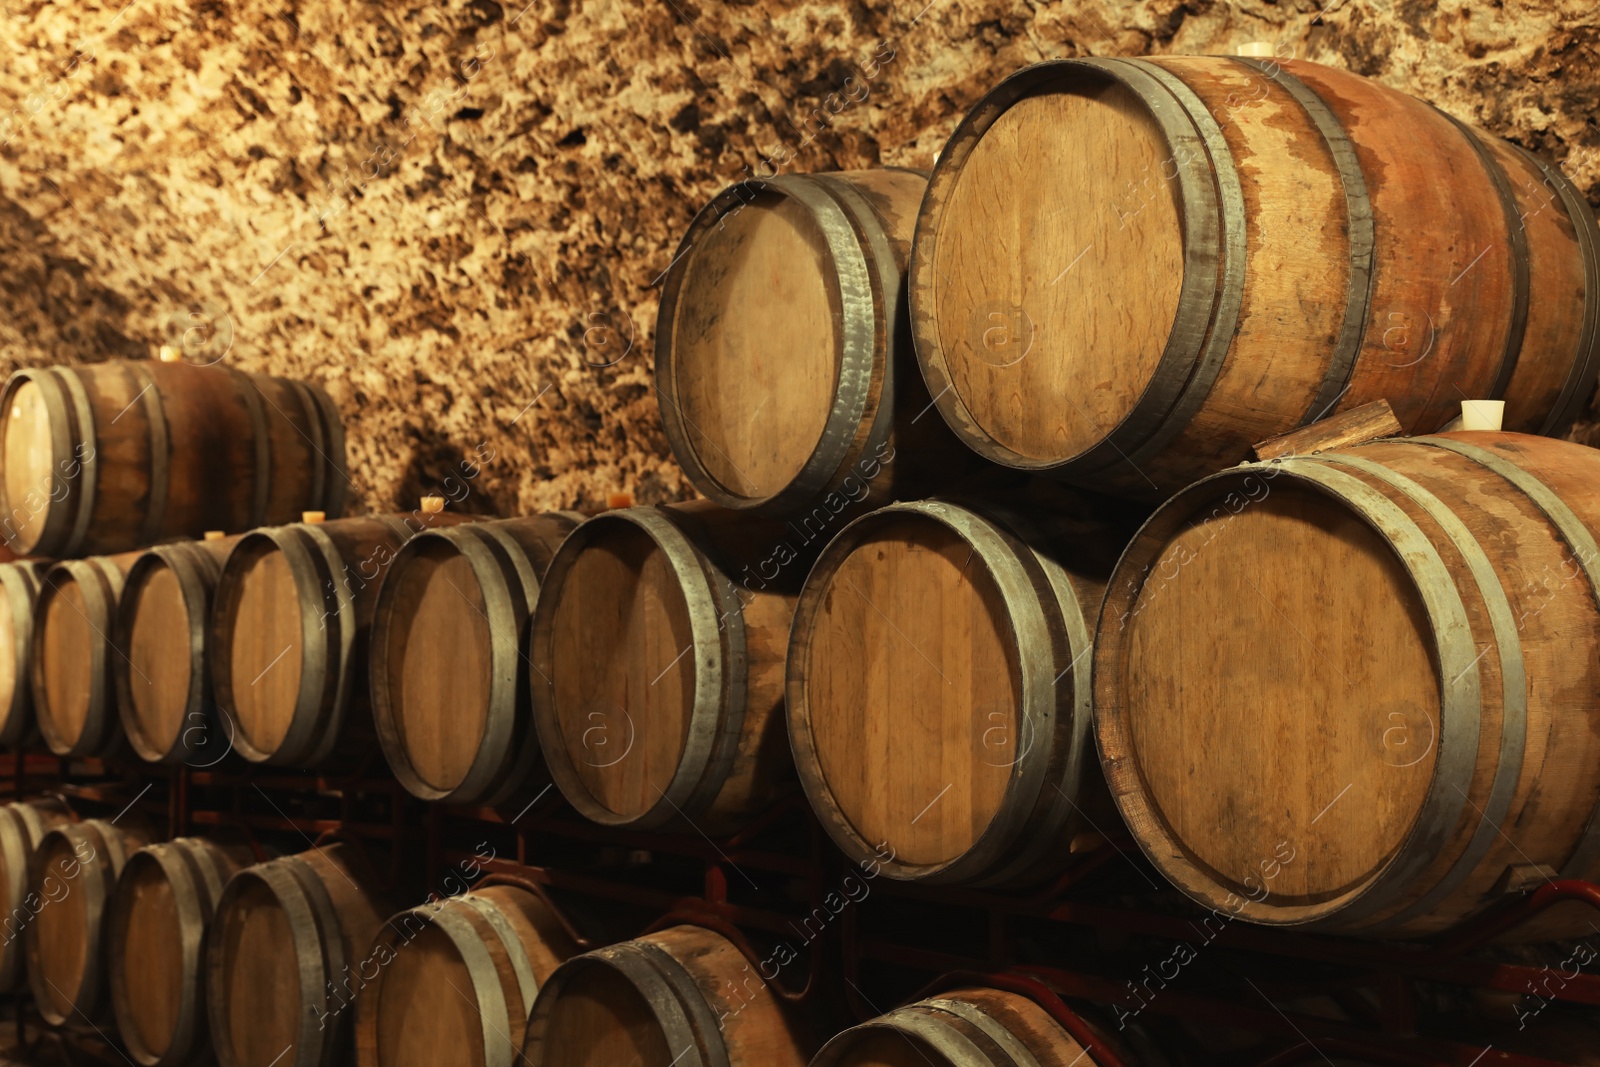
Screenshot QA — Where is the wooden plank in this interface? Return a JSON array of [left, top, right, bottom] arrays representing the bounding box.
[[1251, 398, 1403, 460]]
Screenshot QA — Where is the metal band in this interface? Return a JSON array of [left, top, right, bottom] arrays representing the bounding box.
[[1509, 145, 1600, 437], [469, 522, 551, 806], [57, 368, 99, 558], [0, 809, 29, 988], [0, 566, 39, 744], [428, 904, 516, 1067], [1233, 57, 1377, 427], [926, 997, 1045, 1066], [629, 940, 733, 1067], [461, 895, 540, 1016], [110, 845, 204, 1064], [1312, 453, 1526, 930], [1437, 111, 1531, 402], [280, 857, 345, 1067], [1414, 435, 1600, 880], [297, 524, 357, 768], [654, 173, 876, 512], [232, 369, 273, 529], [1076, 58, 1248, 482], [533, 946, 710, 1067], [126, 362, 171, 550]]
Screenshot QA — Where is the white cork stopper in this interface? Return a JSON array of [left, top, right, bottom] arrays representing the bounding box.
[[421, 496, 445, 514], [1459, 400, 1505, 432], [158, 345, 181, 363], [203, 530, 227, 541], [1235, 40, 1277, 56], [301, 510, 327, 525]]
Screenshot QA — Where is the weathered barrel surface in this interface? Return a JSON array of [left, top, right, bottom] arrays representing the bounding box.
[[114, 536, 239, 764], [910, 56, 1600, 497], [31, 553, 140, 758], [530, 504, 798, 835], [0, 360, 347, 558], [209, 512, 471, 767], [523, 925, 810, 1067], [0, 797, 72, 992], [355, 884, 579, 1067], [371, 514, 581, 803], [657, 169, 977, 515], [26, 817, 152, 1025], [108, 836, 254, 1067], [810, 987, 1095, 1067], [1097, 431, 1600, 937], [0, 560, 50, 746], [788, 497, 1128, 885], [207, 842, 393, 1067]]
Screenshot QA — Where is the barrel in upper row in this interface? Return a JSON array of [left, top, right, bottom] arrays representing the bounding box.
[[0, 358, 348, 559], [657, 56, 1599, 507]]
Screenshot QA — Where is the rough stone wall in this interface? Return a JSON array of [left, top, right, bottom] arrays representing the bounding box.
[[0, 0, 1596, 515]]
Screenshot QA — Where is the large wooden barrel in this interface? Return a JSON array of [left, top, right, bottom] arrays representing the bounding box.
[[209, 511, 471, 767], [0, 560, 50, 746], [788, 497, 1128, 885], [207, 842, 393, 1067], [810, 988, 1095, 1067], [354, 884, 580, 1067], [523, 925, 810, 1067], [108, 836, 256, 1067], [529, 504, 798, 834], [1096, 431, 1600, 937], [0, 797, 72, 991], [26, 817, 152, 1025], [909, 56, 1600, 498], [113, 535, 239, 764], [0, 360, 347, 558], [31, 553, 140, 757], [656, 170, 980, 515], [370, 514, 582, 803]]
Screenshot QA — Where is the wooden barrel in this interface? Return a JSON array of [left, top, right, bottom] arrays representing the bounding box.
[[209, 511, 472, 767], [113, 536, 239, 764], [529, 504, 798, 834], [1097, 431, 1600, 937], [26, 817, 152, 1025], [811, 988, 1095, 1067], [656, 170, 980, 515], [108, 836, 256, 1067], [0, 797, 72, 991], [0, 560, 50, 746], [523, 925, 810, 1067], [31, 552, 140, 757], [370, 514, 582, 803], [909, 56, 1600, 498], [354, 884, 580, 1067], [788, 497, 1127, 885], [0, 360, 347, 558], [207, 842, 393, 1067]]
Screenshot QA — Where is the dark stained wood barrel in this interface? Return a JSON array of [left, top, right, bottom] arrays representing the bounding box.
[[26, 817, 153, 1025], [31, 552, 140, 758], [113, 535, 240, 764], [0, 797, 72, 991], [656, 170, 981, 515], [0, 360, 347, 558], [108, 835, 256, 1067], [206, 842, 393, 1067], [370, 514, 582, 803], [909, 56, 1600, 498], [1097, 431, 1600, 938], [355, 884, 580, 1067], [0, 560, 51, 746], [788, 495, 1131, 885], [209, 511, 473, 767], [811, 987, 1096, 1067], [522, 925, 811, 1067], [529, 503, 800, 835]]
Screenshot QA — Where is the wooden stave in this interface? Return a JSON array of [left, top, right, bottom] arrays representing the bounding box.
[[0, 362, 349, 559], [113, 539, 232, 764], [655, 171, 928, 515], [353, 885, 575, 1067], [809, 987, 1092, 1067], [0, 560, 51, 746], [0, 798, 72, 992], [786, 499, 1102, 886], [25, 818, 143, 1025], [370, 514, 580, 804], [31, 555, 136, 758], [528, 507, 760, 832], [107, 837, 245, 1067], [908, 57, 1598, 493], [1092, 433, 1600, 935]]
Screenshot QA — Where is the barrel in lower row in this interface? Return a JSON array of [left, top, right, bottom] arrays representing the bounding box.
[[813, 987, 1100, 1067]]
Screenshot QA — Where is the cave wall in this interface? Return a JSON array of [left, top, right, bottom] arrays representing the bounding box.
[[1, 0, 1595, 516]]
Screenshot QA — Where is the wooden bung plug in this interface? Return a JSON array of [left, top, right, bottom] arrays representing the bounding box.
[[158, 345, 180, 363]]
